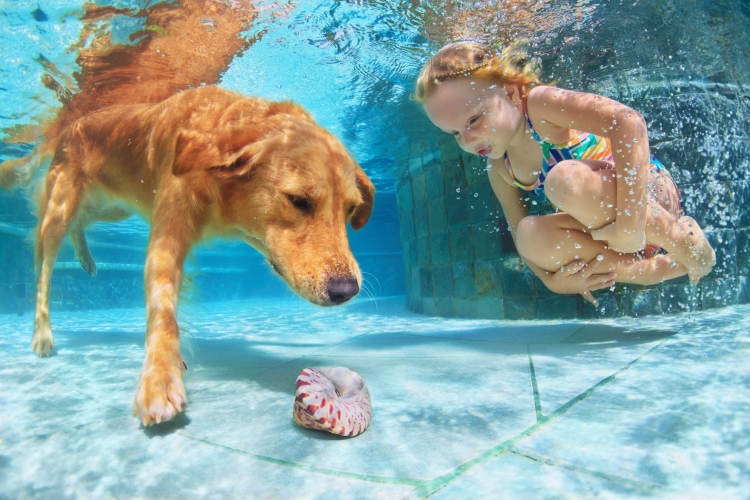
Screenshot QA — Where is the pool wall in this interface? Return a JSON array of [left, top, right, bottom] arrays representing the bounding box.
[[0, 193, 405, 314], [396, 0, 750, 319]]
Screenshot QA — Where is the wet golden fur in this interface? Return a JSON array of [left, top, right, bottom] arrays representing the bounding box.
[[1, 85, 374, 425], [38, 0, 258, 141]]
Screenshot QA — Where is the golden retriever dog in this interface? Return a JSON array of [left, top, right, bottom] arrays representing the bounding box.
[[0, 85, 375, 425]]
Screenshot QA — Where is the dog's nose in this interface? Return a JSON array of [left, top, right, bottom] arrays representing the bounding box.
[[327, 276, 359, 304]]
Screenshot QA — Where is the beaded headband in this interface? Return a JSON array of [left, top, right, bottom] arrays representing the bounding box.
[[435, 59, 493, 82]]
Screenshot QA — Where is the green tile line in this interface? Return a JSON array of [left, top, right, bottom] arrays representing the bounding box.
[[406, 336, 675, 499], [181, 433, 426, 487], [47, 324, 677, 496], [558, 322, 590, 343], [2, 312, 701, 497], [526, 344, 544, 422], [509, 447, 667, 493]]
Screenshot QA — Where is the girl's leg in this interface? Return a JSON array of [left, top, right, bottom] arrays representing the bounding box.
[[543, 159, 619, 230], [543, 160, 714, 283], [516, 212, 686, 285], [643, 210, 715, 284]]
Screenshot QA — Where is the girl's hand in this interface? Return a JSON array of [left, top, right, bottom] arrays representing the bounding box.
[[591, 221, 647, 254], [545, 256, 616, 306]]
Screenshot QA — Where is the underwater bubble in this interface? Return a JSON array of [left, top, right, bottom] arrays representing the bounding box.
[[574, 243, 582, 249]]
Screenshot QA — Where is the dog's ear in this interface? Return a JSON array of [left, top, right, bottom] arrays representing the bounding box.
[[350, 165, 374, 231], [172, 128, 265, 176]]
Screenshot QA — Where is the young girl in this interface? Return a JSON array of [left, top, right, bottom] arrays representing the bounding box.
[[415, 41, 715, 306]]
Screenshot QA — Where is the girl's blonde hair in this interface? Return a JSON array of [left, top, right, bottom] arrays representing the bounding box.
[[414, 40, 543, 103]]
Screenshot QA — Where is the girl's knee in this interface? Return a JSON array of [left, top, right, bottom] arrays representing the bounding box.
[[544, 161, 583, 207], [516, 215, 545, 260]]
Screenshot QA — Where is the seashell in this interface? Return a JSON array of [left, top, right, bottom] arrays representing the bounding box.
[[293, 367, 371, 437]]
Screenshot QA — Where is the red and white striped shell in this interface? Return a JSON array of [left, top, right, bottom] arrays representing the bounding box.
[[293, 367, 371, 437]]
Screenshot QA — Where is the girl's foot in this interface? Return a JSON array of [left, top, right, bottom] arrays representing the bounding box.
[[616, 253, 686, 285], [673, 216, 716, 284]]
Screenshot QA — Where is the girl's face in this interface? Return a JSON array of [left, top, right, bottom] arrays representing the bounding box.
[[423, 77, 523, 160]]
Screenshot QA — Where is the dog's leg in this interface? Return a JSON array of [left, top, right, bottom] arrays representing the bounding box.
[[70, 224, 97, 277], [133, 215, 196, 425], [70, 206, 131, 278], [32, 170, 81, 356]]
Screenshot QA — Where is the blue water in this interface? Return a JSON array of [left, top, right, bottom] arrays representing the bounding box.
[[0, 0, 651, 305], [1, 1, 749, 498]]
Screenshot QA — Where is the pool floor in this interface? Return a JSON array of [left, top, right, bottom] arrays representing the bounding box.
[[0, 296, 748, 498]]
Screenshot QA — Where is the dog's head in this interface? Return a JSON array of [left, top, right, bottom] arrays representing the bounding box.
[[172, 100, 375, 306]]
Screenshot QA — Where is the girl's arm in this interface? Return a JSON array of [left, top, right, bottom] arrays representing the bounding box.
[[487, 160, 528, 240], [527, 86, 650, 253]]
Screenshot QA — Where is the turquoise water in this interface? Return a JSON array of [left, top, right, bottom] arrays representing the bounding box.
[[1, 1, 749, 498], [1, 298, 749, 497]]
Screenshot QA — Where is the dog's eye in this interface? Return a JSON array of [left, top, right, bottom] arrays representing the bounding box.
[[347, 204, 357, 217], [287, 194, 313, 213]]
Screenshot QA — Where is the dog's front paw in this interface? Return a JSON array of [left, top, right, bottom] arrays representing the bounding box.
[[31, 324, 54, 357], [133, 357, 187, 425]]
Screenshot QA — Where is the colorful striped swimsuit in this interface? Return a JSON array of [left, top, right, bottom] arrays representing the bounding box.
[[503, 105, 668, 199], [504, 105, 683, 253]]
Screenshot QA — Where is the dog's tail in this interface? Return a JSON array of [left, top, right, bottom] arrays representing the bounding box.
[[0, 141, 55, 191]]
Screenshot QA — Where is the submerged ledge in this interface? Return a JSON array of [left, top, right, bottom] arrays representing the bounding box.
[[52, 262, 244, 274]]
